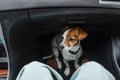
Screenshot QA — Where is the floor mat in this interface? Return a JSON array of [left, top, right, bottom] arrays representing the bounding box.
[[41, 51, 97, 80]]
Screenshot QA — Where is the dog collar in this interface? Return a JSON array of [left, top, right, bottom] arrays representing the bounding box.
[[69, 47, 80, 55]]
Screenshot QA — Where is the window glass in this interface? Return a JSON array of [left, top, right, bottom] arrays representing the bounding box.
[[0, 23, 8, 80]]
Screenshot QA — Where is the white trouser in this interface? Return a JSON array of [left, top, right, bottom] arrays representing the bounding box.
[[70, 61, 115, 80], [16, 61, 63, 80], [16, 61, 115, 80]]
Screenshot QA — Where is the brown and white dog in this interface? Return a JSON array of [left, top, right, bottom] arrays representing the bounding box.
[[43, 26, 88, 76]]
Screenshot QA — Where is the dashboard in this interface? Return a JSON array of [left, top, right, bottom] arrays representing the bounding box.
[[0, 0, 120, 11]]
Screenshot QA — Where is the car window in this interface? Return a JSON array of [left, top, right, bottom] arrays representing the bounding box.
[[0, 23, 8, 80]]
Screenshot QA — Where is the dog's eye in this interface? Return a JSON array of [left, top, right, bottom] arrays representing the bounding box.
[[69, 38, 74, 41]]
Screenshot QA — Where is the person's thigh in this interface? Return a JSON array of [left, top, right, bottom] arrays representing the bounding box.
[[70, 61, 116, 80]]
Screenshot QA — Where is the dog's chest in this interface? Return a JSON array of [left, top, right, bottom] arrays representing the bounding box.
[[61, 48, 83, 60]]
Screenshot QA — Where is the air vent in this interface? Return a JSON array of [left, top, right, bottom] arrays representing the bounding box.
[[67, 17, 87, 24]]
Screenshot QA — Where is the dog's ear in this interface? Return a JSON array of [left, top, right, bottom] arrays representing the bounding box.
[[75, 27, 88, 40], [61, 26, 69, 33]]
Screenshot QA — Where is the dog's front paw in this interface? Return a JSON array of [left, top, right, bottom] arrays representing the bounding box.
[[58, 61, 62, 69], [75, 64, 80, 69], [64, 68, 70, 76]]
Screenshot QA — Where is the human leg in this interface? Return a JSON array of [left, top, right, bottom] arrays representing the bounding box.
[[70, 61, 115, 80]]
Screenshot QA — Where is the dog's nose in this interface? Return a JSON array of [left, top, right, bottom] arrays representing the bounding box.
[[60, 45, 64, 49]]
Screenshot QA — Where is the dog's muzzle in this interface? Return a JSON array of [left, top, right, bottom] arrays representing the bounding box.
[[69, 48, 80, 54]]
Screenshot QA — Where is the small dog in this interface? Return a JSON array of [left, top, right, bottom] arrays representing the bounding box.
[[43, 26, 88, 76]]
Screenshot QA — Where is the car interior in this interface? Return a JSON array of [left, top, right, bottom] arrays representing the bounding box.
[[0, 0, 120, 80]]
